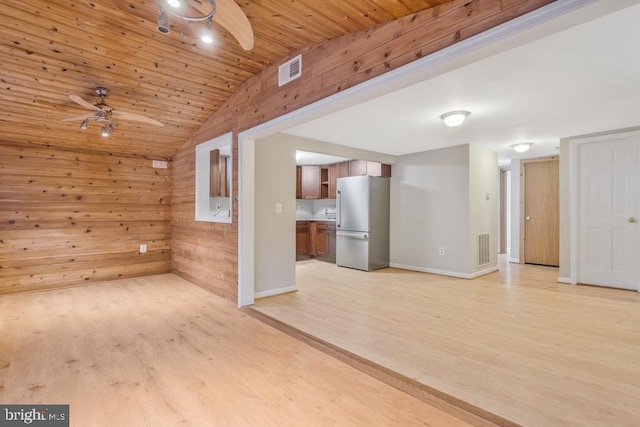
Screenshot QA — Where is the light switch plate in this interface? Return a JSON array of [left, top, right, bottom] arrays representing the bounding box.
[[275, 203, 282, 214]]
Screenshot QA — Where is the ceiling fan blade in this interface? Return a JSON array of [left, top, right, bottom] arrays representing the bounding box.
[[69, 94, 101, 111], [193, 0, 253, 50], [61, 113, 95, 122], [111, 110, 164, 127]]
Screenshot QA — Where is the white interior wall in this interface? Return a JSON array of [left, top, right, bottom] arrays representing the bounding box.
[[254, 136, 297, 297], [468, 144, 499, 274], [389, 145, 472, 276]]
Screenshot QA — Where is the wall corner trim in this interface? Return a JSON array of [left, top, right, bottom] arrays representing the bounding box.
[[557, 277, 572, 284], [389, 263, 498, 280], [254, 286, 298, 299]]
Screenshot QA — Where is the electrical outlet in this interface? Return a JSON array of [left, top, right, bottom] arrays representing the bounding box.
[[439, 247, 445, 255], [140, 244, 147, 254], [215, 203, 222, 210]]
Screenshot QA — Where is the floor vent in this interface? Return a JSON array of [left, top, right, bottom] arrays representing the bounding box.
[[478, 232, 490, 266], [278, 54, 302, 87]]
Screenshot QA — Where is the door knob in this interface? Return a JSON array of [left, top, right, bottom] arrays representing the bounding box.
[[629, 217, 637, 223], [525, 216, 531, 221]]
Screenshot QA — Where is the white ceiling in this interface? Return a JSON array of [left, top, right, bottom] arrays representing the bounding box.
[[282, 0, 640, 164]]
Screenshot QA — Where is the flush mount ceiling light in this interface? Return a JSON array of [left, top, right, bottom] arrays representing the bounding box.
[[440, 110, 470, 127], [511, 142, 533, 153]]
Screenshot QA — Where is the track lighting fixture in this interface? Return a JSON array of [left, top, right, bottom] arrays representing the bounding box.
[[80, 119, 89, 130], [157, 0, 218, 44]]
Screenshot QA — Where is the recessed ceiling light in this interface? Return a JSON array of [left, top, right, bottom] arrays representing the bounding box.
[[167, 0, 180, 7]]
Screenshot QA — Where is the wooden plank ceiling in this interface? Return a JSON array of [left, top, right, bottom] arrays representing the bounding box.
[[0, 0, 451, 159]]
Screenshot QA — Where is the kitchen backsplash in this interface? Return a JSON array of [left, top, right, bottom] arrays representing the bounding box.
[[296, 199, 336, 220]]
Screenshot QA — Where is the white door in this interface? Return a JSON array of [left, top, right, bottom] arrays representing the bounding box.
[[579, 136, 639, 290]]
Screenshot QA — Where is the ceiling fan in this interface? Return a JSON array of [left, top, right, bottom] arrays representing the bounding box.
[[62, 87, 164, 137], [156, 0, 254, 50]]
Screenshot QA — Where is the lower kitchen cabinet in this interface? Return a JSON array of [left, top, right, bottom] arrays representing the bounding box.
[[309, 221, 336, 263], [296, 221, 310, 260]]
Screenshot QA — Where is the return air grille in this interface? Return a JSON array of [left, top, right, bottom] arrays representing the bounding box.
[[478, 232, 490, 266], [278, 54, 302, 87]]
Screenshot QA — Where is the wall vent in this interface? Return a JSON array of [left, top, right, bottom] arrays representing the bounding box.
[[278, 54, 302, 87], [478, 232, 490, 266], [152, 160, 168, 169]]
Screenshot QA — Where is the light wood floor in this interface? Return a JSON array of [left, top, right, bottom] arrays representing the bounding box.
[[252, 258, 640, 427], [0, 274, 472, 427]]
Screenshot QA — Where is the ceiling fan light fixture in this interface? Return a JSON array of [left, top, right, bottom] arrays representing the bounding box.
[[440, 110, 470, 127], [511, 142, 533, 153], [167, 0, 180, 7], [80, 119, 89, 130], [101, 124, 114, 138]]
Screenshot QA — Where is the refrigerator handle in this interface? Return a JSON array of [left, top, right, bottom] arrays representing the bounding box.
[[336, 190, 341, 228]]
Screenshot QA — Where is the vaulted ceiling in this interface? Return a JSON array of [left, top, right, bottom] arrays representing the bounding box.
[[0, 0, 451, 159]]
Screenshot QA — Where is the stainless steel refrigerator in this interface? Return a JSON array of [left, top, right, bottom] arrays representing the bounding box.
[[336, 176, 390, 271]]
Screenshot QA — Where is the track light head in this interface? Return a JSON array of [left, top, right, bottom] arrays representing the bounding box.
[[201, 18, 214, 43], [80, 119, 89, 130], [157, 9, 170, 34]]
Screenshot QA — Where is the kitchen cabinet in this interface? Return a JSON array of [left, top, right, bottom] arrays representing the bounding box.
[[328, 161, 350, 198], [310, 221, 336, 262], [299, 165, 331, 199], [348, 160, 391, 177], [300, 165, 321, 199], [296, 221, 310, 260]]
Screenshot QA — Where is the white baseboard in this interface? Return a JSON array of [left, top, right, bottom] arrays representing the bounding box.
[[469, 266, 500, 279], [390, 263, 499, 279], [557, 277, 572, 284], [508, 257, 520, 264], [254, 286, 298, 299]]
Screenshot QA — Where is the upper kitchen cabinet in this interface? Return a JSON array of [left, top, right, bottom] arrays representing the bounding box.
[[300, 165, 322, 199], [349, 160, 391, 177], [328, 161, 350, 198]]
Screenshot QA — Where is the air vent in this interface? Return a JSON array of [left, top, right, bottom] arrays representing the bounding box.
[[278, 54, 302, 87], [478, 232, 490, 266], [152, 160, 168, 169]]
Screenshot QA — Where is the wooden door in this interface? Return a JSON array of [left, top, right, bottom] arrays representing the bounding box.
[[522, 158, 559, 266], [578, 137, 639, 290]]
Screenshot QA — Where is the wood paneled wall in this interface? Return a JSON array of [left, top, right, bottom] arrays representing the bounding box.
[[0, 142, 172, 294], [172, 0, 556, 301]]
